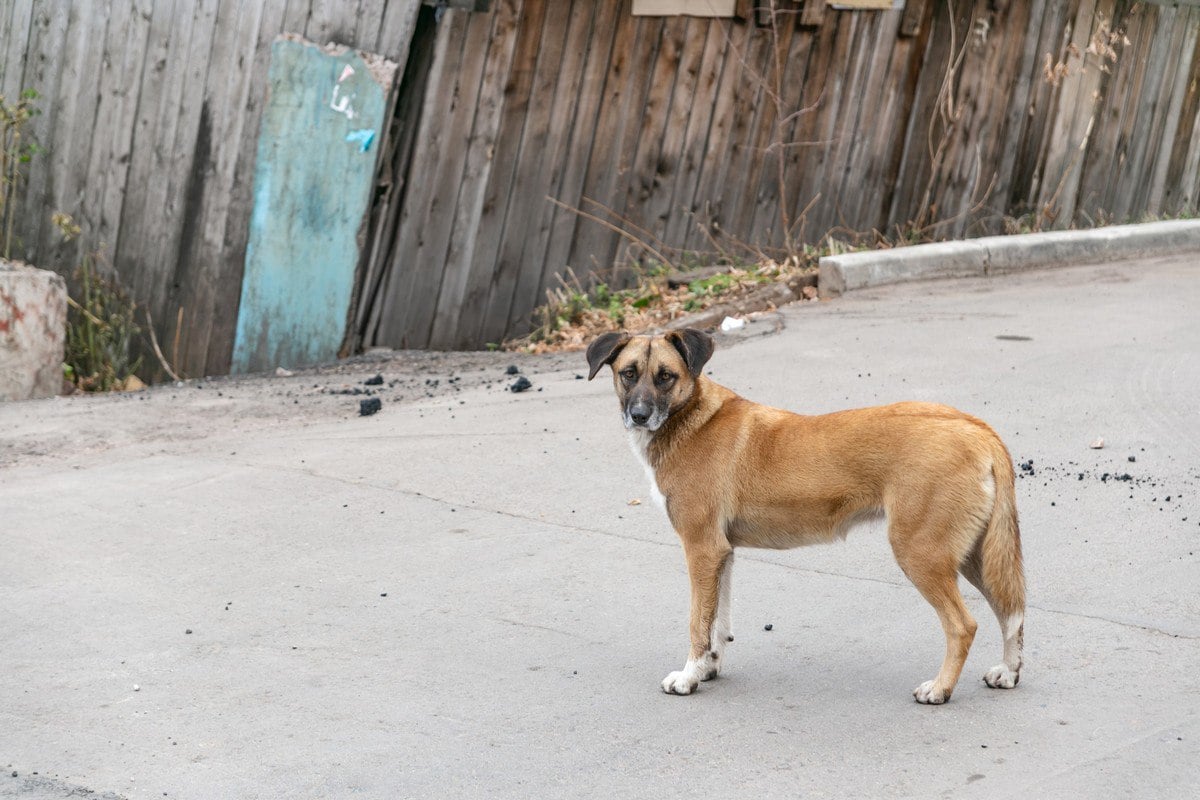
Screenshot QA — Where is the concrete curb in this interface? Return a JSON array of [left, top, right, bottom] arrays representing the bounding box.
[[818, 219, 1200, 296]]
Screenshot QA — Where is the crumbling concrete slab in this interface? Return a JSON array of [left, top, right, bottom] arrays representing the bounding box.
[[0, 259, 66, 401]]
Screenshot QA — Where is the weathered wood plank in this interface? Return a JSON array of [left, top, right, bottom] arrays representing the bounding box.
[[710, 20, 775, 247], [537, 0, 629, 284], [682, 18, 753, 252], [769, 16, 829, 245], [833, 10, 904, 236], [429, 0, 524, 349], [849, 22, 920, 237], [1161, 8, 1200, 214], [1006, 0, 1079, 214], [782, 11, 840, 243], [1144, 9, 1196, 215], [113, 0, 216, 366], [375, 0, 423, 63], [13, 0, 69, 263], [282, 0, 314, 34], [475, 0, 575, 346], [1078, 2, 1148, 223], [398, 8, 494, 349], [113, 0, 192, 353], [305, 0, 346, 45], [78, 0, 145, 256], [354, 3, 433, 350], [799, 0, 825, 29], [661, 19, 730, 250], [639, 15, 706, 247], [505, 0, 608, 335], [566, 11, 665, 279], [370, 9, 468, 348], [0, 0, 34, 97], [174, 0, 272, 375], [885, 0, 970, 230], [899, 0, 927, 38], [801, 11, 861, 237], [1035, 0, 1101, 224], [920, 0, 1022, 237], [211, 0, 297, 373], [992, 0, 1050, 219], [375, 9, 483, 348], [355, 0, 389, 50], [735, 10, 806, 248], [619, 14, 691, 256], [1127, 6, 1187, 218], [440, 0, 540, 350], [685, 17, 758, 251]]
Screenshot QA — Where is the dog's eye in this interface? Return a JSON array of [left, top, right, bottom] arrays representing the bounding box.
[[656, 371, 676, 385], [620, 368, 637, 381]]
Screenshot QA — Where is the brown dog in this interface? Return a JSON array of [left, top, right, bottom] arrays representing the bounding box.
[[587, 328, 1025, 704]]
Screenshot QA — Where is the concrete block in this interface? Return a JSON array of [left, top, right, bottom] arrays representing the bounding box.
[[1, 259, 67, 401]]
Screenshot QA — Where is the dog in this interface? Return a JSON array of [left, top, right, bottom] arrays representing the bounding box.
[[586, 328, 1025, 704]]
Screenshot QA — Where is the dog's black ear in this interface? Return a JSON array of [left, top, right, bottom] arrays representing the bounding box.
[[586, 331, 631, 380], [666, 328, 715, 377]]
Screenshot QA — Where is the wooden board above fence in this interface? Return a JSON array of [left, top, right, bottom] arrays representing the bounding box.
[[632, 1, 736, 15]]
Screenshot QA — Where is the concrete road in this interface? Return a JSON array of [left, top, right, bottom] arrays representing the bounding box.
[[2, 256, 1198, 799]]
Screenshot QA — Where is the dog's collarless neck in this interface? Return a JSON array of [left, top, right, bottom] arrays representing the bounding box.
[[645, 376, 725, 464]]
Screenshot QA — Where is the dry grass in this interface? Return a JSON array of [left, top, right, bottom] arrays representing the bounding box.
[[506, 257, 815, 353]]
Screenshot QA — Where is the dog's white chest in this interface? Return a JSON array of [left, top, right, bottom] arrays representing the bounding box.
[[628, 430, 667, 512]]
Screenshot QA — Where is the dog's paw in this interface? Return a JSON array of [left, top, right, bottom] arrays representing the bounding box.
[[912, 680, 949, 705], [983, 664, 1020, 689], [662, 670, 700, 695]]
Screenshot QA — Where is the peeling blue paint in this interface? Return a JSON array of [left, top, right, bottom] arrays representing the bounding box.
[[345, 129, 376, 152], [232, 39, 392, 374]]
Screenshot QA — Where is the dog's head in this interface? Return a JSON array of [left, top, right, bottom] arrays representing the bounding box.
[[586, 328, 715, 431]]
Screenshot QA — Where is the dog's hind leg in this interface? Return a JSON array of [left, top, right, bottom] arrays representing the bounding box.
[[889, 518, 978, 705], [662, 542, 732, 695], [961, 452, 1026, 689], [961, 550, 1023, 689]]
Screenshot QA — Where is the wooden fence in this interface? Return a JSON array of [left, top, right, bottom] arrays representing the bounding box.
[[3, 0, 1199, 372], [361, 0, 1200, 351], [0, 0, 420, 377]]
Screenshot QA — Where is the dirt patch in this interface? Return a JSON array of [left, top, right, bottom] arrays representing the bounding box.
[[0, 348, 583, 470]]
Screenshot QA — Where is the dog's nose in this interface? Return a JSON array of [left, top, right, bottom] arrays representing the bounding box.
[[629, 403, 652, 426]]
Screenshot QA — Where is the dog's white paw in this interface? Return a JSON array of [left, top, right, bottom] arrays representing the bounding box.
[[984, 664, 1020, 689], [913, 680, 949, 705], [662, 670, 700, 695]]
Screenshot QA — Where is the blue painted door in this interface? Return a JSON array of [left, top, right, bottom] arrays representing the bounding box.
[[232, 36, 395, 373]]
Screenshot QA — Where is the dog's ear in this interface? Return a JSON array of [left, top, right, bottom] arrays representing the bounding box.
[[666, 328, 715, 377], [586, 331, 631, 380]]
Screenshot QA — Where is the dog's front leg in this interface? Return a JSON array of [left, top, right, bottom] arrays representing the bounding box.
[[662, 541, 733, 695]]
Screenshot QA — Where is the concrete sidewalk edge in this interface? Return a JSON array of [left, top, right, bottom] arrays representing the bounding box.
[[818, 219, 1200, 296]]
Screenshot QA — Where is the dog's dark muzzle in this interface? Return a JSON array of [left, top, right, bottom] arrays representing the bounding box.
[[628, 400, 653, 427]]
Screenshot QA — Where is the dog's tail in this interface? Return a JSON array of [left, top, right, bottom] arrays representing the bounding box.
[[981, 438, 1026, 618]]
